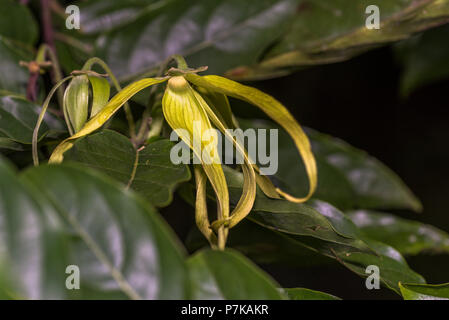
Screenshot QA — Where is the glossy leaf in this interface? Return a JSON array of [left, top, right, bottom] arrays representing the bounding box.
[[221, 165, 425, 293], [285, 288, 340, 300], [187, 249, 285, 299], [0, 94, 63, 144], [400, 282, 449, 300], [348, 210, 449, 255], [67, 0, 449, 81], [89, 0, 298, 80], [0, 159, 189, 299], [63, 130, 191, 207], [239, 119, 422, 212], [396, 24, 449, 95]]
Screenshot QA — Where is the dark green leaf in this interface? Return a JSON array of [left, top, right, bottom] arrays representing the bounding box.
[[0, 158, 189, 299], [244, 0, 449, 80], [187, 249, 285, 299], [0, 38, 32, 96], [239, 118, 422, 212], [400, 282, 449, 300], [69, 0, 449, 81], [0, 94, 63, 144], [63, 129, 191, 207], [285, 288, 340, 300], [348, 210, 449, 255], [0, 0, 38, 44], [222, 165, 425, 293], [92, 0, 297, 80]]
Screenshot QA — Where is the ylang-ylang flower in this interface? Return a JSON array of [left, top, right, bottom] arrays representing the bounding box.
[[46, 56, 317, 250]]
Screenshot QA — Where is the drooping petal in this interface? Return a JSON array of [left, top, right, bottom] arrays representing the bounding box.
[[88, 75, 110, 117], [185, 74, 317, 203], [49, 77, 168, 163], [193, 165, 217, 248], [162, 76, 229, 248], [191, 89, 256, 230], [64, 75, 89, 133]]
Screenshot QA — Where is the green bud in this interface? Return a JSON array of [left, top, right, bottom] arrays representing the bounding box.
[[63, 75, 89, 133]]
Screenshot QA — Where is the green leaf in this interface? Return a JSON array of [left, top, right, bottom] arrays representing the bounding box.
[[0, 37, 32, 96], [348, 210, 449, 255], [63, 129, 191, 207], [285, 288, 340, 300], [400, 283, 449, 300], [0, 94, 63, 144], [0, 0, 38, 44], [396, 24, 449, 95], [187, 249, 285, 299], [244, 0, 449, 80], [0, 158, 189, 299], [67, 0, 449, 81], [89, 0, 298, 80], [239, 118, 422, 212], [221, 165, 425, 294]]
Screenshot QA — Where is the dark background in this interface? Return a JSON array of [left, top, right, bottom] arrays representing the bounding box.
[[163, 46, 449, 300]]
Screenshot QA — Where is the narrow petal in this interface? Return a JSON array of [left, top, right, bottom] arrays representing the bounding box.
[[162, 76, 229, 248], [88, 75, 110, 117], [193, 165, 217, 248], [49, 77, 168, 163], [185, 74, 317, 203]]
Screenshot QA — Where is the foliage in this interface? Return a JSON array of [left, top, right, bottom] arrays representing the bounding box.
[[0, 0, 448, 300]]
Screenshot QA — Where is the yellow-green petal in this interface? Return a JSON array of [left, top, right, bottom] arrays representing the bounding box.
[[162, 76, 229, 248], [194, 165, 217, 248], [88, 75, 110, 117], [185, 74, 317, 203], [191, 89, 256, 230], [64, 75, 89, 133], [49, 77, 168, 163]]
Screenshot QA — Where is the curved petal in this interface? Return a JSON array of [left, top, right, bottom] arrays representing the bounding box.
[[49, 77, 168, 163], [162, 76, 229, 248], [193, 165, 217, 248], [191, 89, 256, 230], [185, 74, 317, 203]]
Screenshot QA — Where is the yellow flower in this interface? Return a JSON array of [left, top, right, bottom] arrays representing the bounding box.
[[47, 56, 317, 250]]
